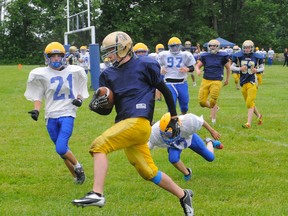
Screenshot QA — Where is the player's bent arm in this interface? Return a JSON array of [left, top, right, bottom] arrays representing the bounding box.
[[257, 64, 265, 73], [202, 121, 220, 140], [230, 62, 240, 72], [195, 61, 203, 76]]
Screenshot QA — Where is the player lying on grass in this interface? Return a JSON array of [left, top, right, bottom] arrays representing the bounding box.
[[149, 112, 223, 181]]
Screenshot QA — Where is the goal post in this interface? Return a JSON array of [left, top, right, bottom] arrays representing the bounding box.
[[64, 0, 100, 90]]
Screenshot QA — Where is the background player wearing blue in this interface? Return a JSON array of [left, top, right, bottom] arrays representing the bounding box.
[[231, 40, 264, 128], [149, 113, 223, 181], [195, 39, 230, 124], [24, 42, 89, 184], [72, 31, 194, 216], [158, 37, 196, 115]]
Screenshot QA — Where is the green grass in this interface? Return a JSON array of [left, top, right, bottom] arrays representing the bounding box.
[[0, 64, 287, 216]]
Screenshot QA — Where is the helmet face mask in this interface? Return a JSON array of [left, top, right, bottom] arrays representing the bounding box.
[[168, 37, 182, 54], [101, 31, 133, 67], [44, 42, 66, 69], [208, 39, 220, 54]]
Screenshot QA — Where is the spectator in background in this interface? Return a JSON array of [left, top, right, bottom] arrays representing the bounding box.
[[259, 48, 267, 62], [267, 47, 275, 66], [283, 48, 288, 67]]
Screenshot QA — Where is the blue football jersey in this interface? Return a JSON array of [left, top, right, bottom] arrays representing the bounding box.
[[99, 56, 162, 123], [199, 52, 229, 80], [232, 52, 264, 86]]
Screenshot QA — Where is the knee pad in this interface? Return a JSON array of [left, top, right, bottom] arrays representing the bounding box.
[[151, 171, 162, 185]]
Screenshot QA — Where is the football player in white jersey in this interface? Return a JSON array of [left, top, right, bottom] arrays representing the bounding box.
[[149, 112, 223, 181], [148, 43, 165, 101], [158, 37, 196, 114], [78, 45, 90, 74], [24, 42, 89, 184]]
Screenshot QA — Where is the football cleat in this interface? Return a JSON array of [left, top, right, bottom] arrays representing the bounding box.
[[242, 123, 251, 129], [204, 138, 223, 149], [74, 165, 85, 185], [257, 114, 263, 125], [72, 191, 105, 207], [184, 168, 192, 181], [180, 189, 194, 216], [212, 140, 223, 149]]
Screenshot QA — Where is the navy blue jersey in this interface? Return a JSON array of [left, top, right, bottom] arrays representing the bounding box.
[[232, 52, 264, 86], [199, 52, 229, 80], [99, 56, 162, 123]]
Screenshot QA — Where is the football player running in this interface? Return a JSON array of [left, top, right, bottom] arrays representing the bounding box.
[[158, 37, 196, 115], [133, 42, 149, 58], [195, 39, 230, 124], [78, 45, 90, 74], [72, 31, 194, 216], [24, 42, 89, 184], [149, 112, 223, 181], [231, 40, 264, 128], [148, 43, 165, 101]]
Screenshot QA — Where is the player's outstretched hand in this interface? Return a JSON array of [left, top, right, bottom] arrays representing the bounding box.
[[167, 117, 181, 138], [72, 98, 83, 107], [28, 110, 39, 121]]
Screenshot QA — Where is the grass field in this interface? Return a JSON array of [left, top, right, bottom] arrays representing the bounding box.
[[0, 64, 287, 216]]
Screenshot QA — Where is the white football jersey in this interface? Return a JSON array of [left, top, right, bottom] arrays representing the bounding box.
[[148, 113, 204, 150], [158, 50, 196, 80], [79, 52, 90, 70], [148, 52, 159, 61], [24, 65, 89, 119]]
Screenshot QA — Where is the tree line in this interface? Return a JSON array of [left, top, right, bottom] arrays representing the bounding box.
[[0, 0, 287, 64]]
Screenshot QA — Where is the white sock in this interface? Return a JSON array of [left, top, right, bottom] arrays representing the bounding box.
[[74, 162, 81, 169]]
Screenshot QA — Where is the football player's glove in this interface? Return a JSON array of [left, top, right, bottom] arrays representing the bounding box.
[[167, 117, 181, 138], [72, 98, 82, 107], [28, 110, 39, 121], [89, 89, 109, 111]]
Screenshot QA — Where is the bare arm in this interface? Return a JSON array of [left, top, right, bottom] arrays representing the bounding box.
[[202, 121, 220, 140]]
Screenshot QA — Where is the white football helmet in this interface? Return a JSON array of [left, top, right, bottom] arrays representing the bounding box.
[[208, 39, 220, 54], [233, 45, 241, 53], [101, 31, 133, 67], [242, 40, 254, 54]]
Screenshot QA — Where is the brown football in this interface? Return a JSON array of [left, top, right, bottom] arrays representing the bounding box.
[[97, 86, 114, 109]]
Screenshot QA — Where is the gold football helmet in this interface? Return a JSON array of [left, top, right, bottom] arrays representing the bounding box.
[[242, 40, 254, 54], [168, 37, 182, 54], [208, 39, 220, 54], [159, 112, 181, 145], [101, 31, 133, 67], [133, 42, 149, 57], [44, 42, 66, 68], [155, 43, 164, 53]]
